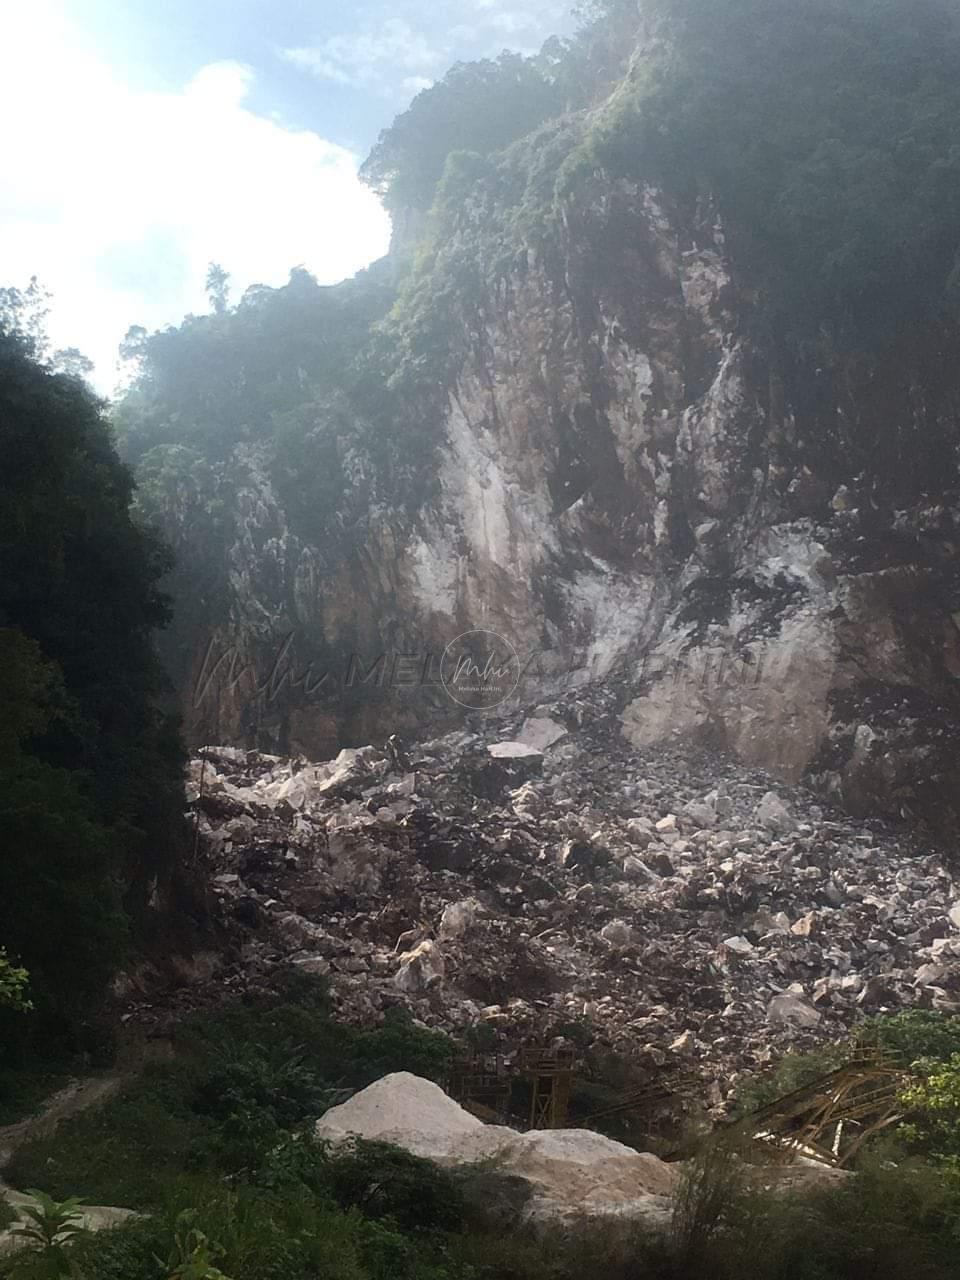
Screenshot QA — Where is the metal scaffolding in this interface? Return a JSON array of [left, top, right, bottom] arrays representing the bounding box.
[[445, 1052, 512, 1122], [519, 1046, 576, 1129]]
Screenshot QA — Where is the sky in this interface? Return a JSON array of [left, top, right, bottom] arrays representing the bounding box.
[[0, 0, 574, 393]]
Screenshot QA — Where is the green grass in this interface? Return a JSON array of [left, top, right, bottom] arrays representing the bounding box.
[[5, 977, 453, 1210], [7, 989, 960, 1280]]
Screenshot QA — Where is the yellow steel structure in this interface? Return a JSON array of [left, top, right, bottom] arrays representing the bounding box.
[[445, 1046, 578, 1128], [734, 1046, 909, 1167], [520, 1046, 576, 1129]]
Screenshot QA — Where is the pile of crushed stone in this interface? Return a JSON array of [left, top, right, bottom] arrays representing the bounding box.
[[138, 676, 960, 1109], [316, 1070, 495, 1161], [316, 1072, 678, 1221]]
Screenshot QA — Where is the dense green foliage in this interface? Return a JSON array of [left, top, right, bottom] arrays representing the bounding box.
[[736, 1011, 960, 1106], [115, 267, 393, 468], [583, 0, 960, 343], [0, 317, 185, 1055], [900, 1055, 960, 1167], [6, 980, 453, 1207], [359, 53, 565, 218], [111, 264, 399, 624], [358, 1, 648, 221], [869, 1009, 960, 1064]]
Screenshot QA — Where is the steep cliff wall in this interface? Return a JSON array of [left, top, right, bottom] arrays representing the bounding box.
[[126, 17, 960, 843], [168, 146, 960, 841], [175, 162, 742, 753]]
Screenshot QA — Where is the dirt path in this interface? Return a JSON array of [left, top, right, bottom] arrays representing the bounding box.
[[0, 1075, 124, 1184]]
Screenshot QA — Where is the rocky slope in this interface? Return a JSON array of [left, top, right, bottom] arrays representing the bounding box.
[[154, 679, 960, 1111]]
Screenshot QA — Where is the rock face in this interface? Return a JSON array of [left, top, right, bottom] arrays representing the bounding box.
[[167, 111, 960, 841], [166, 680, 960, 1106]]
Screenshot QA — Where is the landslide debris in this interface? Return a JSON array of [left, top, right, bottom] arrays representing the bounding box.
[[158, 681, 960, 1107]]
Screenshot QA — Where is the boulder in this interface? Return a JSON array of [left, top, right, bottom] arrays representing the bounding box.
[[488, 742, 544, 760], [517, 717, 568, 751], [439, 898, 484, 938], [395, 940, 445, 993], [682, 800, 717, 829], [766, 993, 821, 1028], [600, 920, 635, 948], [755, 791, 796, 833]]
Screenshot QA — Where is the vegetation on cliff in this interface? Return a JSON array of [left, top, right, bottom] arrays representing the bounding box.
[[582, 0, 960, 347], [117, 0, 960, 506]]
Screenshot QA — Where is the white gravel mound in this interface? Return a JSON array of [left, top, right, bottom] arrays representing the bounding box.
[[315, 1072, 679, 1218], [315, 1071, 511, 1160]]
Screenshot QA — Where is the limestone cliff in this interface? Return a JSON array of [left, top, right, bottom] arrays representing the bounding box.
[[141, 97, 960, 844]]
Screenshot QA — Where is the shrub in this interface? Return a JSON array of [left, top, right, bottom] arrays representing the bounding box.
[[5, 1191, 89, 1280], [900, 1054, 960, 1164], [69, 1218, 169, 1280], [864, 1011, 960, 1066], [320, 1139, 467, 1236], [731, 1042, 848, 1117], [190, 1040, 328, 1129]]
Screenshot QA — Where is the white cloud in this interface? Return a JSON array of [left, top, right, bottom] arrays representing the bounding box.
[[0, 3, 392, 394], [282, 2, 575, 103], [281, 18, 445, 93], [401, 75, 435, 94]]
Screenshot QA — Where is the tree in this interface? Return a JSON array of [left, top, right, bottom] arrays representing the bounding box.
[[899, 1055, 960, 1165], [0, 322, 186, 1047], [50, 347, 94, 381], [0, 277, 51, 359], [0, 950, 31, 1012], [359, 52, 564, 215], [205, 262, 230, 316], [0, 629, 66, 768]]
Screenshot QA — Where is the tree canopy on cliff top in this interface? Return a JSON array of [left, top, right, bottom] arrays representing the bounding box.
[[588, 0, 960, 338]]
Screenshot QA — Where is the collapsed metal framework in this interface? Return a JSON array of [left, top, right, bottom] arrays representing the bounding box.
[[732, 1046, 909, 1167], [447, 1049, 684, 1132], [580, 1069, 698, 1129], [445, 1041, 910, 1163]]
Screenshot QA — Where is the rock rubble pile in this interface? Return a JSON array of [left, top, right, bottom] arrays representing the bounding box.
[[182, 681, 960, 1103]]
